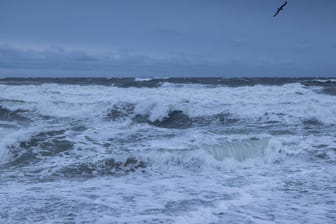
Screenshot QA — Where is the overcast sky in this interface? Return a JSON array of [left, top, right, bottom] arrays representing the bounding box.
[[0, 0, 335, 77]]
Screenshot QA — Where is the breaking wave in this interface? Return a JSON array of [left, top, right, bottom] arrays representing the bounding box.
[[0, 105, 28, 122], [53, 157, 146, 178], [1, 78, 336, 223], [106, 103, 239, 129]]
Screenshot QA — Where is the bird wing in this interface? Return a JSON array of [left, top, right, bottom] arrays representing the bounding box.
[[273, 9, 280, 17], [280, 1, 287, 9]]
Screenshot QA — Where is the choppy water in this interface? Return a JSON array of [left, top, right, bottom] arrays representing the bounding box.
[[0, 78, 336, 224]]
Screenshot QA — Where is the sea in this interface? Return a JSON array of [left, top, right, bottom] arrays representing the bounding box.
[[0, 77, 336, 224]]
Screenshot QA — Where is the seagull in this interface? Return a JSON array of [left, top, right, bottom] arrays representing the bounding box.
[[273, 1, 287, 17]]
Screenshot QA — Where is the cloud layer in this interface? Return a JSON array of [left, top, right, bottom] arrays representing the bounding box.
[[0, 0, 335, 77], [1, 44, 318, 77]]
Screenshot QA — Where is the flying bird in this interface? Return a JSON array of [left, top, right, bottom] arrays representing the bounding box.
[[273, 1, 288, 17]]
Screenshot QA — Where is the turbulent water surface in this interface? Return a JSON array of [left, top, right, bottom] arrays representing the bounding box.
[[0, 78, 336, 223]]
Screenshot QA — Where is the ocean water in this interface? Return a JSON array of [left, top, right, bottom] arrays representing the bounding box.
[[0, 77, 336, 224]]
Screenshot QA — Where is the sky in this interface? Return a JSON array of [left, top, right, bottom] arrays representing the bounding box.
[[0, 0, 335, 77]]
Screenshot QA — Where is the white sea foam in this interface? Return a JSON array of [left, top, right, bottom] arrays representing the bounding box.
[[0, 81, 335, 223], [313, 79, 336, 83], [135, 77, 153, 82], [0, 82, 335, 124], [0, 127, 37, 163]]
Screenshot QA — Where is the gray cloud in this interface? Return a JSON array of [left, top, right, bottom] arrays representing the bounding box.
[[0, 0, 335, 77], [0, 44, 315, 77]]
